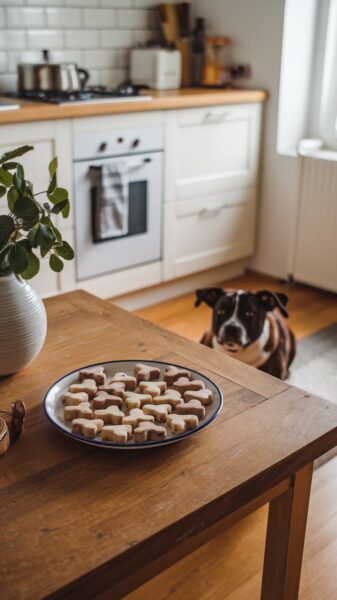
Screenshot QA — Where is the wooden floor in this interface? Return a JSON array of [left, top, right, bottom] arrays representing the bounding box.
[[129, 272, 337, 600]]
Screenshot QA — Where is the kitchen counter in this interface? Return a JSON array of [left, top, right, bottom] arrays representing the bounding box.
[[0, 87, 267, 124]]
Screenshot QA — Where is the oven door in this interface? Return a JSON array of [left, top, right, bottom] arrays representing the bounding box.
[[74, 152, 162, 281]]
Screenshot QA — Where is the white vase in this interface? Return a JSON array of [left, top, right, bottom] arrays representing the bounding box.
[[0, 274, 47, 377]]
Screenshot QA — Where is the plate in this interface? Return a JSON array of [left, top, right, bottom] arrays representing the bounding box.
[[44, 359, 223, 449]]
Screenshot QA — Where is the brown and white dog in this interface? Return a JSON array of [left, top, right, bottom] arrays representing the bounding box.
[[195, 288, 296, 380]]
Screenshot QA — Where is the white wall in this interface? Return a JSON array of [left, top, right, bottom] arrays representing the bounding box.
[[193, 0, 300, 279]]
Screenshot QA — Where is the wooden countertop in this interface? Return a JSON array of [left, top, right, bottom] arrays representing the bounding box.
[[0, 87, 267, 125], [1, 290, 337, 599]]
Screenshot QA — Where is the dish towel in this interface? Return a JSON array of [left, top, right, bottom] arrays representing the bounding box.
[[90, 161, 129, 241]]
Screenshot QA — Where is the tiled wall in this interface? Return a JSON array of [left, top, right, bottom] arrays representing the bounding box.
[[0, 0, 164, 92]]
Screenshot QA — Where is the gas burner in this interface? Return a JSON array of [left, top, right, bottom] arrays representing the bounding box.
[[9, 83, 152, 105]]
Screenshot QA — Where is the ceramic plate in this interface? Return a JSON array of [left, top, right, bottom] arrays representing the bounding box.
[[44, 359, 223, 450]]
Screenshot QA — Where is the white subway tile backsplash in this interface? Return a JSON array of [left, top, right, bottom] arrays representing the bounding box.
[[0, 30, 26, 50], [84, 9, 115, 29], [0, 2, 162, 93], [46, 8, 82, 29], [7, 7, 45, 29], [65, 29, 98, 48], [101, 29, 132, 48], [27, 30, 64, 50], [83, 49, 116, 69], [0, 73, 17, 92]]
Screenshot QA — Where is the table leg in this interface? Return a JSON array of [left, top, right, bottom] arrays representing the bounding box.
[[261, 463, 313, 600]]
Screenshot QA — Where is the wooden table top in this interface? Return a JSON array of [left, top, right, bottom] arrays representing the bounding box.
[[0, 87, 267, 125], [1, 290, 337, 600]]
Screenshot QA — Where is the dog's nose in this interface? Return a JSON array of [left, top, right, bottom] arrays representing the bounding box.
[[225, 324, 242, 341]]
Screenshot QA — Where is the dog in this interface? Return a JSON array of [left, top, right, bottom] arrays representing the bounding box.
[[195, 288, 296, 379]]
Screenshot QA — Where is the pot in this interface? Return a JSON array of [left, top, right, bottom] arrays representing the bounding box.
[[0, 274, 47, 376], [18, 62, 90, 93]]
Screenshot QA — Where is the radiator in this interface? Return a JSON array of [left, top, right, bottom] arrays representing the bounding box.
[[293, 156, 337, 293]]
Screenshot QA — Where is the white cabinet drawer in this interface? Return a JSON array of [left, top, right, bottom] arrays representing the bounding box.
[[165, 103, 262, 202], [163, 187, 256, 280]]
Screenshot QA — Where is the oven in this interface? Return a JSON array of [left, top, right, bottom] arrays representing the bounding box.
[[73, 126, 163, 281]]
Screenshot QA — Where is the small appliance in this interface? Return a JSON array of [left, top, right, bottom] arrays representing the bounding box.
[[130, 48, 181, 90]]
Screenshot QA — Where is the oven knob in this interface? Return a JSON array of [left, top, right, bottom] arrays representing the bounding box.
[[117, 137, 124, 143], [132, 138, 140, 148], [99, 142, 107, 152]]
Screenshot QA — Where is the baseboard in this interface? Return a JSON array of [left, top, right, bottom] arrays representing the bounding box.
[[112, 260, 247, 311]]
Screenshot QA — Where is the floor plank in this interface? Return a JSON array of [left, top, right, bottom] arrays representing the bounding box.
[[130, 271, 337, 600]]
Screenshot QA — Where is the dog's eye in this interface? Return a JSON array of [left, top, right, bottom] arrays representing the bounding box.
[[217, 309, 226, 315], [245, 311, 254, 317]]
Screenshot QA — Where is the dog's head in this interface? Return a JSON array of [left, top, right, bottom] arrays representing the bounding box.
[[195, 288, 289, 352]]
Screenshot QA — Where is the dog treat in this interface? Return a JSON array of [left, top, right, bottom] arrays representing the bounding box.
[[62, 391, 89, 405], [64, 402, 93, 421], [0, 417, 10, 456], [152, 390, 183, 408], [102, 424, 132, 443], [70, 379, 97, 397], [79, 365, 106, 386], [167, 413, 199, 434], [133, 422, 167, 443], [72, 418, 104, 438], [172, 377, 205, 394], [176, 400, 205, 419], [163, 365, 191, 386], [134, 363, 161, 382], [110, 372, 137, 391], [98, 382, 125, 398], [92, 392, 123, 410], [93, 405, 125, 425], [143, 403, 172, 423], [184, 389, 213, 406], [122, 408, 155, 429], [139, 381, 167, 396], [124, 392, 153, 410]]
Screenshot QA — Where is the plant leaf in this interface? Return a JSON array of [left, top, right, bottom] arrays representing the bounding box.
[[2, 162, 19, 171], [7, 187, 18, 211], [8, 243, 29, 274], [56, 240, 74, 260], [61, 199, 70, 218], [0, 185, 6, 197], [27, 227, 38, 248], [13, 164, 25, 193], [47, 187, 68, 204], [36, 223, 55, 251], [12, 195, 39, 223], [0, 167, 13, 187], [0, 215, 15, 247], [48, 157, 58, 178], [47, 173, 56, 195], [49, 222, 62, 243], [51, 198, 68, 214], [17, 238, 32, 252], [49, 253, 63, 272], [21, 251, 40, 280], [0, 145, 33, 164]]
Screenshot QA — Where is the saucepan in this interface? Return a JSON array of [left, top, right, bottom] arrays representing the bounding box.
[[18, 62, 90, 93]]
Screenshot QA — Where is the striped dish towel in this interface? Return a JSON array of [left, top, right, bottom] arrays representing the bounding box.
[[90, 161, 129, 241]]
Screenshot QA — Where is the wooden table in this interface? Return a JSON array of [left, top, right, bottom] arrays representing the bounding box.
[[1, 291, 337, 600]]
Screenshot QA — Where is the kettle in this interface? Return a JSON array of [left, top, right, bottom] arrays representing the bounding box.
[[18, 61, 89, 94]]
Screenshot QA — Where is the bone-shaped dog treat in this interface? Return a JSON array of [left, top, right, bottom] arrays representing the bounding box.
[[163, 365, 191, 386], [143, 403, 172, 423], [98, 382, 125, 398], [167, 413, 199, 434], [70, 379, 97, 397], [122, 408, 155, 429], [110, 372, 137, 391], [134, 363, 161, 382], [152, 390, 183, 408], [184, 389, 213, 406], [62, 391, 89, 405], [93, 405, 125, 425], [172, 377, 205, 394], [92, 392, 123, 410], [102, 424, 132, 443], [175, 400, 205, 419], [124, 392, 153, 410], [139, 381, 167, 396], [79, 365, 106, 385], [72, 418, 104, 438], [133, 422, 167, 443], [64, 402, 93, 421]]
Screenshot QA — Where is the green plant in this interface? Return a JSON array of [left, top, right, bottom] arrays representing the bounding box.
[[0, 145, 74, 279]]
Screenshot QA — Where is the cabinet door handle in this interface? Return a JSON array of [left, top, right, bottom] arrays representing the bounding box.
[[199, 205, 223, 216], [203, 111, 229, 124]]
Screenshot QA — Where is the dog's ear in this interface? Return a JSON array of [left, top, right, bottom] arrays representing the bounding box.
[[195, 288, 224, 308], [256, 290, 289, 318]]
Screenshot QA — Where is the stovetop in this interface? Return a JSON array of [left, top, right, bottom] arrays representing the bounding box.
[[11, 84, 152, 105]]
